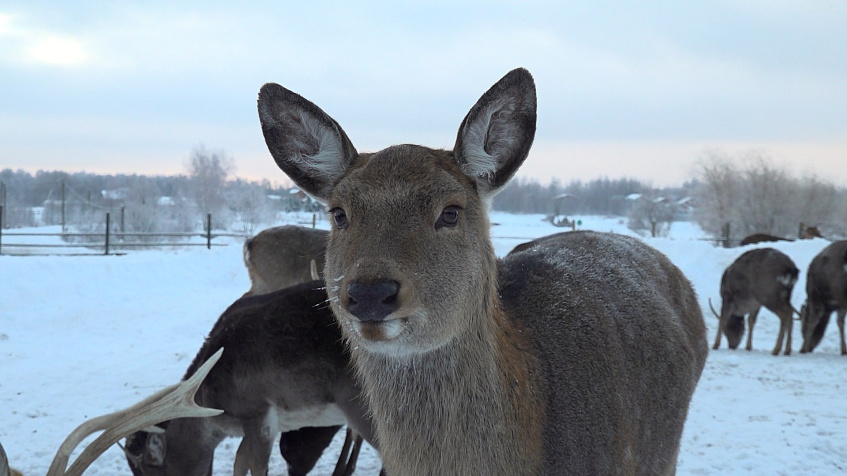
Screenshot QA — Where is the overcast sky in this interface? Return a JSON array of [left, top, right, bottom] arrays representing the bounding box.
[[2, 1, 846, 187]]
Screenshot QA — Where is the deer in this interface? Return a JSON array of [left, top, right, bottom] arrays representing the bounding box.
[[799, 222, 824, 240], [257, 68, 708, 474], [242, 225, 366, 474], [799, 240, 847, 355], [739, 233, 793, 246], [709, 247, 800, 355], [242, 225, 329, 296], [124, 280, 377, 476]]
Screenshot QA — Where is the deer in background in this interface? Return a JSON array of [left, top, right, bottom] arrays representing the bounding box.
[[739, 233, 793, 246], [124, 281, 376, 476], [799, 240, 847, 355], [799, 222, 824, 240], [243, 225, 372, 475], [242, 225, 328, 296], [710, 247, 800, 355], [258, 68, 708, 474]]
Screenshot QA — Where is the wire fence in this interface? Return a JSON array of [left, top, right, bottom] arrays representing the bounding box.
[[0, 209, 250, 256]]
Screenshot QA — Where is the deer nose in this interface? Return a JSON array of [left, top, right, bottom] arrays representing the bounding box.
[[346, 280, 400, 322]]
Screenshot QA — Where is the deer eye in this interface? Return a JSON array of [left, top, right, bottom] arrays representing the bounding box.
[[330, 208, 348, 229], [436, 206, 461, 229]]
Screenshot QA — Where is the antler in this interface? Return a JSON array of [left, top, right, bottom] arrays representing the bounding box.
[[310, 259, 321, 281], [47, 348, 225, 476], [707, 298, 720, 319]]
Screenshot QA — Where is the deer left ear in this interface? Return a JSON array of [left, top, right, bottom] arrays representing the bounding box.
[[453, 68, 537, 198]]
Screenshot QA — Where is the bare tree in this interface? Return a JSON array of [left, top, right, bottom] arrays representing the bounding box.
[[185, 145, 235, 228], [627, 192, 675, 237], [692, 149, 846, 244], [692, 150, 742, 239]]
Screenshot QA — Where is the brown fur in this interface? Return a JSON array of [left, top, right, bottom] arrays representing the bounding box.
[[258, 68, 707, 474], [799, 240, 847, 354], [739, 233, 793, 246], [242, 225, 328, 296], [711, 248, 799, 355]]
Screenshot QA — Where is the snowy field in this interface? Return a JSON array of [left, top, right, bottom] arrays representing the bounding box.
[[1, 212, 845, 475]]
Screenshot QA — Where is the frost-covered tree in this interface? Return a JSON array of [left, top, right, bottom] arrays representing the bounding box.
[[186, 145, 235, 229]]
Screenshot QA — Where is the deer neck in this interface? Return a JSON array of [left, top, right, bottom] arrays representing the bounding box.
[[351, 278, 545, 475]]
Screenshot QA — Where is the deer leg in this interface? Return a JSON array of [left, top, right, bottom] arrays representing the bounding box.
[[838, 310, 846, 355], [341, 433, 364, 476], [235, 417, 276, 476], [234, 440, 251, 476], [712, 316, 724, 350], [746, 309, 760, 351], [782, 308, 793, 355]]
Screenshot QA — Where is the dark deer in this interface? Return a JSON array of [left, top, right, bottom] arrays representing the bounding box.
[[243, 225, 329, 296], [710, 247, 799, 355], [799, 240, 847, 354], [257, 68, 708, 474], [739, 233, 793, 246], [124, 281, 375, 476], [242, 225, 360, 475]]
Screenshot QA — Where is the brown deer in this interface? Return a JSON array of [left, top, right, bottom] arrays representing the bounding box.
[[242, 225, 329, 296], [739, 233, 793, 246], [257, 68, 708, 474], [710, 247, 800, 355], [123, 281, 375, 476], [799, 222, 824, 240], [799, 240, 847, 354]]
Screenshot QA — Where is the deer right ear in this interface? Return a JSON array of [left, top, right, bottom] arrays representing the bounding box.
[[258, 83, 358, 202]]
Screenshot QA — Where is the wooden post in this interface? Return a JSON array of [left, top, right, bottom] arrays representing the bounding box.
[[723, 222, 731, 248], [206, 213, 212, 249], [121, 206, 126, 233], [0, 181, 5, 228], [0, 205, 3, 255], [61, 181, 66, 232], [312, 213, 316, 228], [105, 212, 111, 255]]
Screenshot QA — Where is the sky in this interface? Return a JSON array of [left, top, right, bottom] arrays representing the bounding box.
[[1, 1, 846, 187]]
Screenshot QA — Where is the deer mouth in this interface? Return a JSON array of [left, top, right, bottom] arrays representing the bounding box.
[[354, 317, 407, 342]]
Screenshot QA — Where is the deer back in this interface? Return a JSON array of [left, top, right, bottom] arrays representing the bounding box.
[[243, 225, 329, 295], [500, 231, 707, 473], [720, 248, 798, 315]]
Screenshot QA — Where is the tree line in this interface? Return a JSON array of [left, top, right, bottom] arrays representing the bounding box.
[[3, 147, 845, 243]]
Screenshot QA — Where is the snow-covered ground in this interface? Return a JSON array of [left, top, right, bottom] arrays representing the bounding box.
[[1, 212, 844, 475]]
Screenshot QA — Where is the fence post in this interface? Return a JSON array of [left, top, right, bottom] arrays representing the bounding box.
[[105, 212, 111, 255], [61, 180, 66, 233], [121, 206, 125, 233], [312, 213, 316, 228], [0, 205, 3, 255], [723, 222, 731, 248], [206, 213, 212, 250]]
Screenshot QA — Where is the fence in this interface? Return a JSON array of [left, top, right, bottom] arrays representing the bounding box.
[[0, 209, 249, 255]]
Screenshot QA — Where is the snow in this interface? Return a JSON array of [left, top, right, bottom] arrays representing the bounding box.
[[1, 213, 845, 475]]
